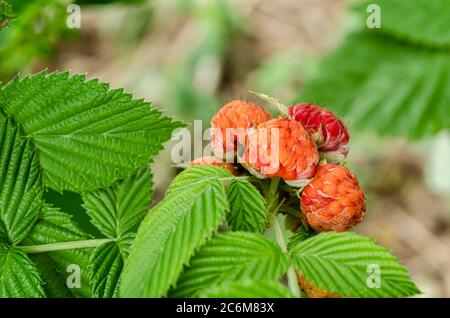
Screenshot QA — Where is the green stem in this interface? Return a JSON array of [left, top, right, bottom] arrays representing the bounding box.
[[220, 176, 253, 182], [265, 177, 301, 298], [18, 238, 112, 254], [271, 214, 301, 298], [266, 177, 280, 212]]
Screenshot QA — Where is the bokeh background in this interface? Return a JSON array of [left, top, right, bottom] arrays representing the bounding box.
[[1, 0, 449, 297]]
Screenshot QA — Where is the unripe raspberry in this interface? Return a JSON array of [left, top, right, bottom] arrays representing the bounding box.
[[191, 156, 236, 175], [211, 100, 271, 157], [289, 103, 349, 162], [300, 164, 366, 232], [242, 119, 319, 187], [297, 273, 340, 298]]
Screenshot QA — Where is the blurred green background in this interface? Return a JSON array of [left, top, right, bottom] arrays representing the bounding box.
[[1, 0, 449, 297]]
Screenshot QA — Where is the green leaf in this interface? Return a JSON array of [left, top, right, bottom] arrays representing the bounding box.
[[301, 31, 450, 139], [0, 245, 45, 297], [83, 169, 152, 297], [354, 0, 450, 48], [287, 223, 315, 251], [120, 166, 231, 297], [164, 165, 232, 198], [199, 279, 293, 298], [290, 232, 420, 297], [171, 232, 290, 297], [24, 204, 92, 298], [0, 71, 183, 192], [29, 253, 73, 298], [0, 220, 7, 242], [89, 235, 133, 298], [82, 168, 152, 238], [226, 180, 266, 233], [0, 112, 42, 245]]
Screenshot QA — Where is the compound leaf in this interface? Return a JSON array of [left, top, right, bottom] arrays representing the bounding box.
[[171, 231, 289, 297], [290, 232, 420, 297], [0, 71, 183, 192], [120, 166, 231, 297]]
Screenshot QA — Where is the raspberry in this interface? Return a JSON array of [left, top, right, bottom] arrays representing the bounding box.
[[297, 273, 340, 298], [191, 156, 236, 175], [289, 103, 349, 162], [300, 164, 366, 232], [211, 100, 271, 157], [242, 119, 319, 187]]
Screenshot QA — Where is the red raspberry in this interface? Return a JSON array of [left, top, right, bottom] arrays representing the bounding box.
[[242, 119, 319, 187], [191, 156, 236, 175], [297, 273, 340, 298], [211, 100, 271, 157], [289, 104, 349, 162], [300, 164, 366, 232]]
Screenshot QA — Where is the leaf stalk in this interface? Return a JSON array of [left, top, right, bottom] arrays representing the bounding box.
[[18, 238, 112, 254], [266, 178, 301, 298]]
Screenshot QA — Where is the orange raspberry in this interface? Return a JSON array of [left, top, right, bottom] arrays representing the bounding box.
[[297, 273, 340, 298], [191, 156, 236, 175], [241, 119, 319, 187], [300, 164, 366, 232], [211, 100, 271, 157]]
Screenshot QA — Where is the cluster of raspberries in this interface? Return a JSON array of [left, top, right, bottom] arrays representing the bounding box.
[[191, 99, 366, 297], [192, 99, 366, 233]]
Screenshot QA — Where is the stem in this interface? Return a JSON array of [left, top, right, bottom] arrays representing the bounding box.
[[271, 214, 301, 298], [266, 177, 280, 212], [271, 213, 287, 252], [265, 177, 301, 298], [219, 176, 252, 182], [279, 206, 302, 219], [18, 238, 112, 254]]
